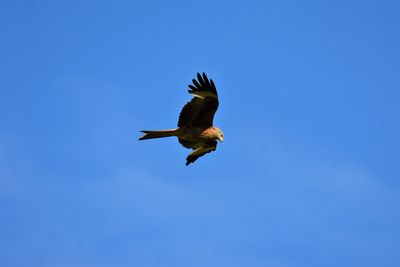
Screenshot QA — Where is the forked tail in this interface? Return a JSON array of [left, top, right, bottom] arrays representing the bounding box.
[[138, 128, 178, 140]]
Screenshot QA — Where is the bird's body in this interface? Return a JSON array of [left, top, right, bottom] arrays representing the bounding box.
[[138, 126, 220, 143], [139, 73, 223, 165], [179, 126, 222, 144]]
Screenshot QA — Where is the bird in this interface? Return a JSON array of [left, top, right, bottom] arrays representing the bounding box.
[[139, 72, 223, 166]]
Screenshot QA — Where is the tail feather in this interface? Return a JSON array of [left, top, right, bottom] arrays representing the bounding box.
[[139, 128, 178, 140]]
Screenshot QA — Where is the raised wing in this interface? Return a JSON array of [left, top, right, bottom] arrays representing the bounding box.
[[178, 73, 219, 129]]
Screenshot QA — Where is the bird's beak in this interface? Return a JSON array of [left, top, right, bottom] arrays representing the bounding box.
[[218, 136, 224, 142]]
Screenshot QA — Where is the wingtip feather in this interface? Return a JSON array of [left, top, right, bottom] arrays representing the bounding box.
[[197, 73, 204, 85]]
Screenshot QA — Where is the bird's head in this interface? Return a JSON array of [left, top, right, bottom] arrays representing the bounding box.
[[215, 127, 224, 142]]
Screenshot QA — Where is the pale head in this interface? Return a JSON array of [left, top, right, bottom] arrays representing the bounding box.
[[214, 127, 224, 142]]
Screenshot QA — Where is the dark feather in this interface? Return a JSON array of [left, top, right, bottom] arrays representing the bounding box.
[[178, 73, 219, 128], [197, 73, 205, 85], [186, 141, 217, 166], [188, 85, 197, 91], [178, 138, 198, 149], [210, 79, 216, 91], [202, 73, 211, 87]]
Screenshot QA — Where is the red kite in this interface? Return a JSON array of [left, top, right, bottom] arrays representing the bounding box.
[[139, 73, 223, 165]]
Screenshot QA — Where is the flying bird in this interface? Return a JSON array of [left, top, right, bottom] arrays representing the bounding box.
[[139, 73, 223, 166]]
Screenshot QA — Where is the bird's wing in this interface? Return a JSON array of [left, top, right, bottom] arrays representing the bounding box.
[[178, 73, 219, 129], [186, 141, 217, 166]]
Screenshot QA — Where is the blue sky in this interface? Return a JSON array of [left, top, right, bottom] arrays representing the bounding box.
[[1, 0, 400, 266]]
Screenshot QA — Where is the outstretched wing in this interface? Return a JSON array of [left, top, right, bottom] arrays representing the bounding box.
[[178, 73, 219, 129], [186, 141, 217, 166]]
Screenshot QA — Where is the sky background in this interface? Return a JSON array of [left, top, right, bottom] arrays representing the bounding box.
[[1, 0, 400, 266]]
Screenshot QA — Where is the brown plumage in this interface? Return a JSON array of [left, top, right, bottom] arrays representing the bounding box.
[[139, 72, 223, 166]]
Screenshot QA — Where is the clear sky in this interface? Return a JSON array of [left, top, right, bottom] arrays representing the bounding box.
[[1, 0, 400, 266]]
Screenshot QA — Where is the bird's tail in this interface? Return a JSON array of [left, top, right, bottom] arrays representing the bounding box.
[[138, 128, 178, 140]]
